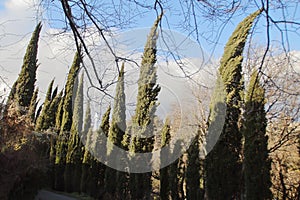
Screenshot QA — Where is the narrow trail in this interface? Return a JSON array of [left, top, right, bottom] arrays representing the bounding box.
[[35, 190, 78, 200]]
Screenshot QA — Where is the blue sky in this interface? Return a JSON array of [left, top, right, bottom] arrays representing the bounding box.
[[0, 0, 299, 102]]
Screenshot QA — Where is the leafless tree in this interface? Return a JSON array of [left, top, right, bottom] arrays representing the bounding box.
[[37, 1, 300, 96]]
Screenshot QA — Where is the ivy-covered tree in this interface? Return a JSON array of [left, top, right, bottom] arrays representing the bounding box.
[[65, 73, 84, 192], [243, 70, 272, 200], [6, 22, 42, 115], [205, 10, 261, 199], [159, 118, 171, 200], [126, 13, 162, 200], [54, 50, 81, 191]]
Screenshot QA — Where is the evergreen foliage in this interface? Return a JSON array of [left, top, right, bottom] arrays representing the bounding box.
[[126, 13, 162, 200], [49, 90, 63, 158], [28, 88, 39, 122], [55, 51, 81, 164], [105, 63, 127, 197], [47, 89, 63, 131], [55, 94, 64, 131], [54, 51, 81, 191], [243, 70, 272, 200], [101, 105, 111, 137], [35, 79, 54, 131], [107, 63, 126, 153], [6, 22, 42, 115], [205, 10, 261, 199], [82, 104, 110, 197], [81, 127, 94, 195], [59, 52, 81, 134], [159, 119, 171, 200], [65, 73, 84, 192], [186, 133, 203, 199], [169, 139, 183, 200], [82, 102, 92, 143], [66, 73, 84, 163], [80, 102, 92, 194]]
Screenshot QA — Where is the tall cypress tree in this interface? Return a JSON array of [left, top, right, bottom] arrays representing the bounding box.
[[55, 94, 64, 131], [127, 13, 162, 200], [59, 51, 81, 134], [186, 132, 203, 200], [82, 105, 110, 197], [28, 88, 39, 122], [54, 50, 81, 191], [65, 73, 84, 192], [105, 63, 127, 197], [243, 70, 272, 200], [42, 87, 61, 131], [6, 22, 42, 115], [35, 79, 54, 131], [101, 105, 111, 137], [107, 63, 126, 153], [49, 90, 63, 162], [159, 118, 171, 200], [80, 102, 92, 194], [205, 10, 261, 199], [169, 139, 183, 200]]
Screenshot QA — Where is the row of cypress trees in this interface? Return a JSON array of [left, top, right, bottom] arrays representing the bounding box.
[[3, 9, 272, 200], [204, 9, 271, 200]]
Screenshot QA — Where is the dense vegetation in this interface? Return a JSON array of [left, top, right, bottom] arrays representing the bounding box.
[[0, 10, 299, 200]]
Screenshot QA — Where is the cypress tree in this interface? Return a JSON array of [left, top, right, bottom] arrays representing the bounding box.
[[35, 79, 54, 131], [159, 118, 171, 200], [243, 70, 272, 200], [127, 13, 162, 200], [49, 90, 63, 162], [54, 50, 81, 191], [81, 128, 93, 195], [93, 105, 110, 197], [101, 105, 111, 137], [186, 132, 203, 200], [107, 63, 126, 153], [51, 86, 58, 101], [82, 105, 110, 197], [103, 104, 119, 195], [55, 94, 64, 131], [35, 104, 42, 124], [169, 139, 183, 200], [80, 102, 92, 194], [82, 102, 92, 143], [204, 10, 261, 199], [59, 51, 81, 134], [6, 22, 42, 115], [28, 88, 39, 122], [65, 73, 84, 192], [105, 63, 127, 197], [43, 88, 62, 130]]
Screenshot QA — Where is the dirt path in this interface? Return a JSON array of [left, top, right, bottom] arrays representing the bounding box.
[[35, 190, 78, 200]]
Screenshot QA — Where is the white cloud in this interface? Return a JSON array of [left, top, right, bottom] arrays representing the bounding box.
[[5, 0, 36, 11], [0, 0, 72, 99]]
